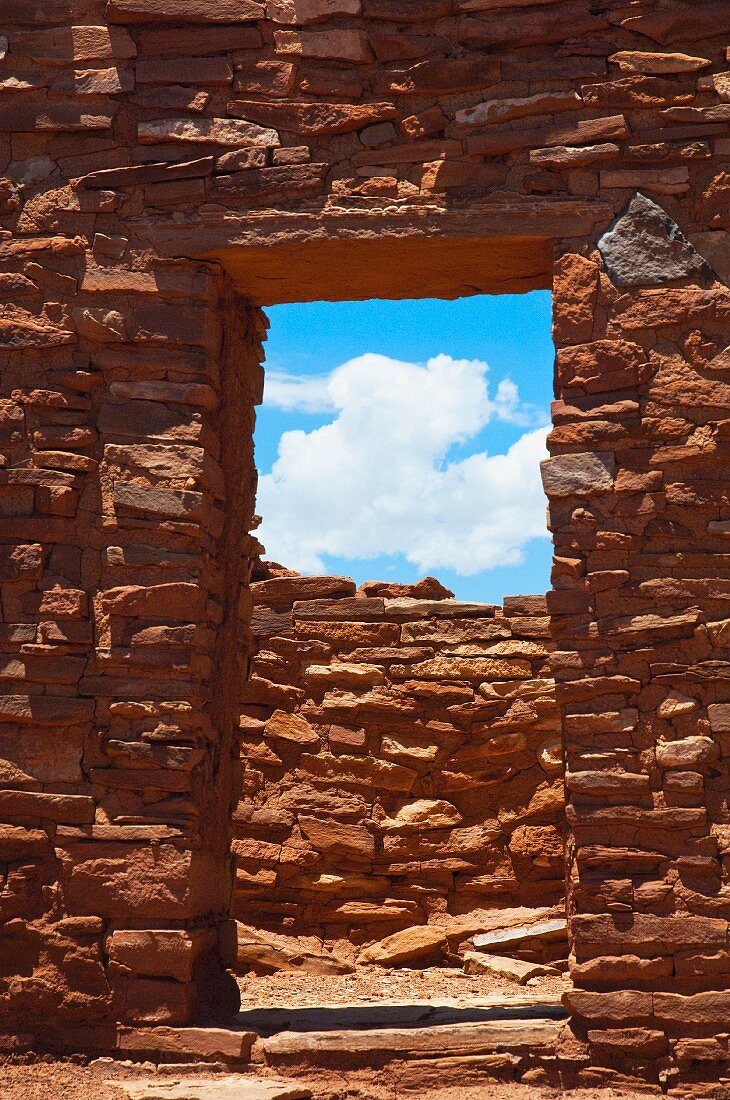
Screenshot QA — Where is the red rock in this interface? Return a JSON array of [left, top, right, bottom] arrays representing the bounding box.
[[617, 7, 730, 46], [268, 0, 361, 23], [456, 90, 581, 128], [552, 254, 599, 345], [564, 990, 654, 1024], [274, 28, 371, 62], [530, 142, 620, 169], [359, 925, 447, 965], [654, 992, 730, 1027], [378, 55, 500, 95], [299, 817, 375, 861], [138, 117, 279, 148], [227, 100, 396, 136], [12, 25, 136, 62], [117, 1024, 256, 1061], [107, 929, 216, 981], [0, 825, 50, 859], [466, 113, 628, 156], [588, 1027, 667, 1057], [101, 583, 204, 620], [609, 50, 711, 74], [210, 165, 328, 205], [108, 0, 264, 20], [235, 61, 296, 98]]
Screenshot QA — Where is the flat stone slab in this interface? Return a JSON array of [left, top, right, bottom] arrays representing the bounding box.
[[118, 1026, 256, 1062], [473, 918, 567, 951], [259, 1018, 562, 1064], [235, 993, 566, 1035], [113, 1076, 311, 1100]]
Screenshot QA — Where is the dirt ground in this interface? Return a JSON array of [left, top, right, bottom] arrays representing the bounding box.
[[236, 964, 571, 1007], [0, 1063, 683, 1100], [0, 1062, 129, 1100]]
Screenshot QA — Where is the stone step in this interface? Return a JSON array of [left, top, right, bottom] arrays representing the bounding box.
[[236, 993, 566, 1036], [114, 997, 567, 1070], [118, 1026, 257, 1063], [257, 1017, 563, 1069], [113, 1076, 311, 1100]]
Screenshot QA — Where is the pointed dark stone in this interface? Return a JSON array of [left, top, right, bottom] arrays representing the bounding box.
[[598, 192, 715, 287]]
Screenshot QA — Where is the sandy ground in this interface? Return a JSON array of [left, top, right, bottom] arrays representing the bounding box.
[[0, 1063, 686, 1100], [236, 964, 571, 1007], [0, 1062, 129, 1100]]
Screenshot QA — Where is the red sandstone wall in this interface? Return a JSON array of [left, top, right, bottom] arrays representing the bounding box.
[[0, 272, 265, 1039], [549, 246, 730, 1079], [234, 572, 564, 958], [0, 0, 729, 1077]]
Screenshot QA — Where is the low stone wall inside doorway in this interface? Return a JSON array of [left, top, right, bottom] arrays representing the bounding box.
[[233, 568, 565, 964]]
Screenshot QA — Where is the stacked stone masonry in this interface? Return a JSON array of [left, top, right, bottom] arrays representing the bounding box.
[[0, 0, 728, 1083], [236, 574, 564, 957]]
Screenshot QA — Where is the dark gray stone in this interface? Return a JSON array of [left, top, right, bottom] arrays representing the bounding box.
[[598, 192, 715, 288]]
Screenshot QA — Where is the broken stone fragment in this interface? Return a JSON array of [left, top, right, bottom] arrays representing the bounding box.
[[236, 924, 354, 976], [608, 50, 712, 74], [381, 799, 463, 833], [264, 709, 320, 745], [657, 690, 699, 719], [656, 737, 717, 769], [708, 704, 730, 733], [597, 192, 716, 287], [463, 951, 559, 984], [304, 662, 385, 686], [227, 99, 396, 136], [455, 89, 580, 128], [138, 116, 279, 147], [714, 73, 730, 102], [358, 925, 447, 966], [114, 1076, 311, 1100], [274, 28, 371, 63], [107, 0, 264, 21]]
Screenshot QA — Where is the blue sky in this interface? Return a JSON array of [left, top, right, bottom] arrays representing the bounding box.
[[254, 292, 555, 603]]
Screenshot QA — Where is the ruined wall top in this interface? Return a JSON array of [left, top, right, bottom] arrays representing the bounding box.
[[2, 1, 728, 301]]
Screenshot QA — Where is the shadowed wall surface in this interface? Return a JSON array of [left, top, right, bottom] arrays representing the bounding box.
[[0, 0, 728, 1081]]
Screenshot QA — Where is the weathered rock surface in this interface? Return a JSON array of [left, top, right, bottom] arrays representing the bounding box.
[[462, 952, 560, 984], [473, 919, 568, 951], [358, 926, 448, 966], [598, 192, 716, 287]]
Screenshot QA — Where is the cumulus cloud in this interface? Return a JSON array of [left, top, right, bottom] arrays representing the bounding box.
[[256, 353, 550, 576]]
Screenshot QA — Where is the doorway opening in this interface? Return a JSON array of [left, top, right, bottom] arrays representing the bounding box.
[[231, 290, 569, 1008]]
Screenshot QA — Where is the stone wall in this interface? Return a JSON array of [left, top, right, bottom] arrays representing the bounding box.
[[549, 243, 730, 1080], [0, 270, 264, 1041], [234, 571, 565, 959], [1, 0, 729, 1076]]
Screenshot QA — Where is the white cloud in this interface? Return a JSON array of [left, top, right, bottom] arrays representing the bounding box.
[[263, 370, 333, 413], [257, 353, 551, 576]]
